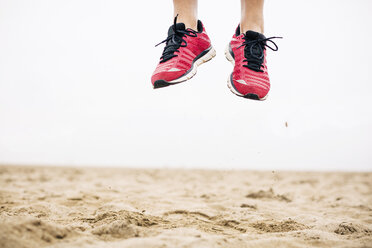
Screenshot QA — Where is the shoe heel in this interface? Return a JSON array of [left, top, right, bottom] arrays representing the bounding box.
[[196, 47, 216, 66], [225, 44, 234, 65]]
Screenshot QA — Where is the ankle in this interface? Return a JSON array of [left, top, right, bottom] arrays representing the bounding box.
[[174, 15, 198, 30], [240, 22, 264, 34], [184, 21, 198, 31]]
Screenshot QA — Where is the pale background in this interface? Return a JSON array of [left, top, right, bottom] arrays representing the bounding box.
[[0, 0, 371, 171]]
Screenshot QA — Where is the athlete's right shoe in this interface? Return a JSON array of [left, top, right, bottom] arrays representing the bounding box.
[[151, 16, 215, 89]]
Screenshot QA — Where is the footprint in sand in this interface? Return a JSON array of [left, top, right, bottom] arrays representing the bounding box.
[[334, 222, 372, 235], [251, 219, 307, 233], [92, 220, 139, 239], [246, 188, 291, 202]]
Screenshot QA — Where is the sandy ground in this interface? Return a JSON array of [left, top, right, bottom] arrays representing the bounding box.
[[0, 166, 371, 248]]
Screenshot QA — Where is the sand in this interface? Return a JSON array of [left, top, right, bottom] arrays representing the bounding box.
[[0, 166, 371, 248]]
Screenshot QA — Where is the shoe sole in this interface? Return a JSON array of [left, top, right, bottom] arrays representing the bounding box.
[[224, 44, 268, 101], [153, 46, 216, 89]]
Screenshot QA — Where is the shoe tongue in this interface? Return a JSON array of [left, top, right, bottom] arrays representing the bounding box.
[[244, 30, 266, 40], [168, 23, 186, 35], [244, 30, 266, 57]]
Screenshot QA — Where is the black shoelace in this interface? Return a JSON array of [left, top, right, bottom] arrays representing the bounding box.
[[238, 35, 282, 72], [155, 15, 197, 63]]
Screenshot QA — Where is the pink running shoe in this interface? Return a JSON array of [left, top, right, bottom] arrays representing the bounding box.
[[151, 16, 215, 89], [225, 26, 281, 100]]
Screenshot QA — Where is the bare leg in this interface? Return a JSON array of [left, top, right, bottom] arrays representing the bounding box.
[[173, 0, 198, 30], [240, 0, 264, 34]]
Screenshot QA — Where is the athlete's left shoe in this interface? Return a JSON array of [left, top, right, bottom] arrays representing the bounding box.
[[225, 26, 281, 100]]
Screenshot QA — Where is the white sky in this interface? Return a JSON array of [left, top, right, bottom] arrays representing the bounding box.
[[0, 0, 371, 171]]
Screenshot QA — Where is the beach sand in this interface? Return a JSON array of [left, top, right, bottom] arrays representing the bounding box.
[[0, 166, 371, 248]]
